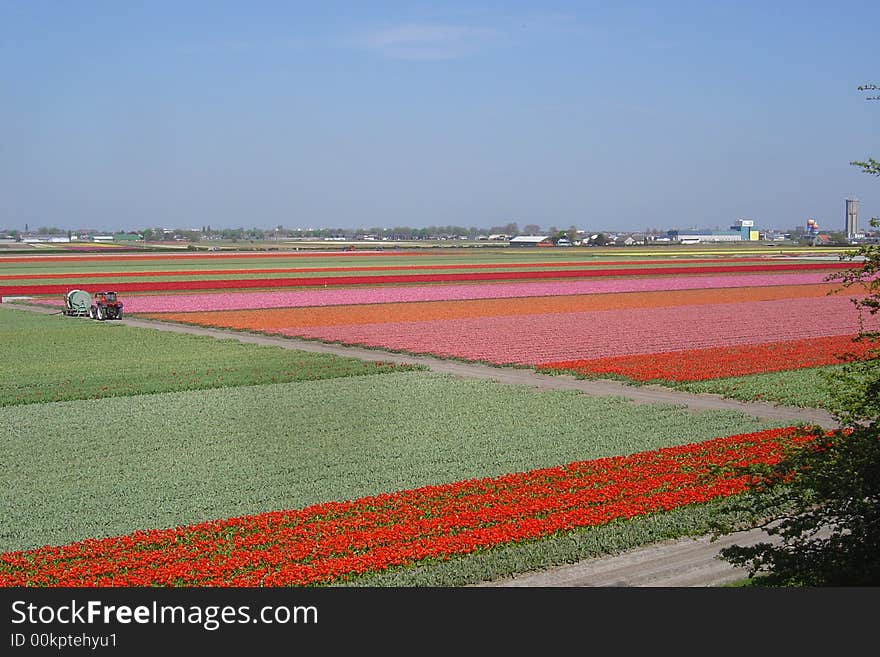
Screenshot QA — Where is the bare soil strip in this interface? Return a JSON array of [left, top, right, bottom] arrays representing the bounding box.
[[475, 527, 777, 587]]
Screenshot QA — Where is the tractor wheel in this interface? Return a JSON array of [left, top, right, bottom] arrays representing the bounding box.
[[88, 307, 95, 319], [96, 306, 105, 321]]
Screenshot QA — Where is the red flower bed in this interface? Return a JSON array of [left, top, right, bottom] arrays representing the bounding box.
[[0, 427, 811, 587], [539, 334, 876, 382], [0, 262, 855, 296]]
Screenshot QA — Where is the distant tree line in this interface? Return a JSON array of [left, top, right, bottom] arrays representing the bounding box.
[[140, 223, 530, 242], [6, 221, 873, 244]]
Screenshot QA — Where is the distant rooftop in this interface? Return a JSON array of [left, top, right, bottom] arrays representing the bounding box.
[[509, 235, 552, 243], [669, 230, 741, 236]]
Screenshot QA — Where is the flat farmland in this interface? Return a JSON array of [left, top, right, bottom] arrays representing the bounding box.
[[0, 306, 420, 406], [1, 246, 873, 586], [0, 247, 854, 295], [86, 250, 873, 409], [0, 371, 779, 555]]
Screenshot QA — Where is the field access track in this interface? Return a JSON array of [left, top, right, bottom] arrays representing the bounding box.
[[10, 304, 834, 429]]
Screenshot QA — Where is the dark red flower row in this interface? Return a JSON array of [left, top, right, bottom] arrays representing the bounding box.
[[0, 427, 812, 587]]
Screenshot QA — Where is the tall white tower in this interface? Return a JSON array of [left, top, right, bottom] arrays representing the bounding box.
[[846, 198, 859, 238]]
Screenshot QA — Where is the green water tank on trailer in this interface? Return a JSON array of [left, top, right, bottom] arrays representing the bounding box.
[[64, 289, 91, 315]]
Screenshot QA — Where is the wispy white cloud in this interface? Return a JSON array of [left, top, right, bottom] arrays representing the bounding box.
[[348, 11, 617, 62], [172, 12, 629, 62], [352, 22, 501, 61]]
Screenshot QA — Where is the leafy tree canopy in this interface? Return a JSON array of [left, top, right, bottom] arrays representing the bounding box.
[[712, 85, 880, 585]]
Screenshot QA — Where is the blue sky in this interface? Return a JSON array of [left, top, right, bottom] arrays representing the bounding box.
[[1, 1, 878, 233]]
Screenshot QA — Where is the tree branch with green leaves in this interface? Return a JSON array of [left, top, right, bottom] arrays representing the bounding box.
[[710, 83, 880, 585]]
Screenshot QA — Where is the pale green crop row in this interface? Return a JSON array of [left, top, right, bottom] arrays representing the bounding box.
[[672, 366, 854, 408], [0, 305, 421, 406], [547, 362, 854, 409]]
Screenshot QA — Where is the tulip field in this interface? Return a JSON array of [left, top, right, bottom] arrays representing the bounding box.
[[1, 426, 807, 586], [108, 254, 876, 407], [1, 246, 876, 586]]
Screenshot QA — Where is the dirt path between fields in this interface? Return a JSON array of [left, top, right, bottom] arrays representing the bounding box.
[[10, 302, 836, 585], [109, 313, 838, 430], [13, 302, 837, 429], [475, 526, 777, 587]]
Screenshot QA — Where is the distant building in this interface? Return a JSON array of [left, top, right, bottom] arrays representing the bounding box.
[[730, 219, 760, 241], [22, 235, 70, 243], [846, 198, 859, 238], [508, 235, 553, 247], [666, 229, 742, 243], [112, 233, 142, 242]]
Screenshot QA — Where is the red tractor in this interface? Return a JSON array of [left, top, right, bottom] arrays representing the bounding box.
[[88, 291, 124, 320]]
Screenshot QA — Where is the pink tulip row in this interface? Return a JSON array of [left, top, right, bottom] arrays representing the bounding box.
[[34, 272, 835, 313], [274, 295, 880, 365]]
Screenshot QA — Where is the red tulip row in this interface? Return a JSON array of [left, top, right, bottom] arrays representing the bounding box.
[[0, 427, 810, 587], [0, 262, 853, 296], [539, 333, 878, 382]]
